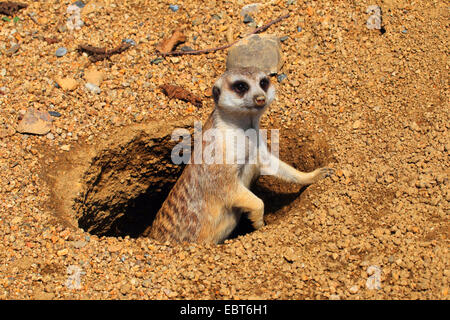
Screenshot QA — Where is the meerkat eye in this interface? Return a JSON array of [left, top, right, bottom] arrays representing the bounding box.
[[231, 81, 249, 95], [259, 77, 270, 91]]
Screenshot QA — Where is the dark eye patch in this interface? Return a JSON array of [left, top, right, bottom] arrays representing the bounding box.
[[212, 86, 220, 104], [259, 77, 270, 91], [231, 81, 249, 96]]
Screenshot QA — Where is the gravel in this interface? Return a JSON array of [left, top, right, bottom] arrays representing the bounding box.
[[0, 0, 448, 300]]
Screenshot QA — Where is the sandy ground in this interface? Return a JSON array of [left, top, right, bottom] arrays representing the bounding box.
[[0, 0, 448, 299]]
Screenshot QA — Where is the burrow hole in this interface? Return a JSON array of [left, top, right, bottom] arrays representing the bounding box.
[[73, 127, 332, 239]]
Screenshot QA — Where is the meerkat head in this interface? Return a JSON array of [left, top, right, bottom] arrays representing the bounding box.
[[212, 67, 275, 115]]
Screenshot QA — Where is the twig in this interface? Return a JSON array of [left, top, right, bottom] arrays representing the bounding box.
[[27, 12, 39, 25], [160, 84, 203, 107], [157, 13, 290, 57], [78, 43, 132, 62], [0, 1, 27, 16]]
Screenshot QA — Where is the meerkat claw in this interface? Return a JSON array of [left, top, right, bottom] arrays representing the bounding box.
[[252, 219, 265, 230], [319, 167, 335, 179]]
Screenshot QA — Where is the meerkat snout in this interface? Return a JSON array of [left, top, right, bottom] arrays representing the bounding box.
[[253, 95, 266, 108]]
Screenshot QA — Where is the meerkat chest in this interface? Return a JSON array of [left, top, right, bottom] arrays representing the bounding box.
[[232, 130, 261, 187], [238, 162, 260, 187]]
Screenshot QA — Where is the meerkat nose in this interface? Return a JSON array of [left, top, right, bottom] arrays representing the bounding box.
[[254, 95, 266, 107]]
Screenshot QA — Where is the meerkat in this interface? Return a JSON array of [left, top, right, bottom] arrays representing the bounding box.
[[142, 67, 334, 244]]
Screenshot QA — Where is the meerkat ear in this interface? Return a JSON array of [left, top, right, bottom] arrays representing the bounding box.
[[212, 86, 220, 104]]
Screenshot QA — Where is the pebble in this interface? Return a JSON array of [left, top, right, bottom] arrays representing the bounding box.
[[241, 3, 261, 17], [57, 248, 69, 256], [352, 120, 361, 129], [122, 38, 136, 46], [55, 77, 78, 91], [60, 145, 71, 151], [180, 46, 194, 52], [6, 44, 20, 56], [108, 244, 121, 253], [72, 240, 87, 249], [283, 247, 299, 262], [84, 69, 105, 87], [277, 73, 287, 82], [16, 108, 52, 135], [279, 36, 289, 42], [349, 285, 359, 294], [46, 132, 55, 140], [73, 1, 86, 8], [226, 34, 283, 75], [48, 111, 62, 118], [169, 4, 179, 12], [150, 57, 163, 65], [297, 26, 302, 32], [55, 47, 68, 57], [85, 83, 101, 94]]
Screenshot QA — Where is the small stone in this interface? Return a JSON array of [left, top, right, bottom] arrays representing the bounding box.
[[55, 47, 67, 57], [6, 44, 20, 56], [122, 38, 136, 46], [85, 82, 101, 94], [169, 4, 179, 12], [180, 46, 194, 52], [73, 0, 85, 8], [283, 247, 299, 263], [108, 244, 121, 253], [192, 18, 202, 26], [277, 73, 287, 82], [48, 111, 62, 118], [120, 283, 131, 295], [34, 291, 54, 300], [329, 294, 340, 300], [57, 248, 68, 256], [243, 14, 254, 24], [80, 1, 101, 16], [150, 57, 163, 65], [84, 69, 105, 87], [55, 77, 78, 91], [352, 120, 361, 129], [402, 29, 408, 34], [279, 36, 289, 42], [46, 132, 55, 140], [72, 240, 86, 249], [241, 3, 261, 16], [349, 285, 359, 294], [58, 24, 68, 33], [409, 122, 420, 131], [297, 26, 302, 32], [227, 34, 283, 75], [17, 108, 52, 135], [60, 145, 70, 151]]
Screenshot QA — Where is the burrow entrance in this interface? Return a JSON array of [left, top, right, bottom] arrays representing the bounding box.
[[48, 120, 332, 240]]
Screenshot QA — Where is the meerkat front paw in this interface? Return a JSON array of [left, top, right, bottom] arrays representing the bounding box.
[[315, 167, 335, 181], [252, 219, 265, 230]]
